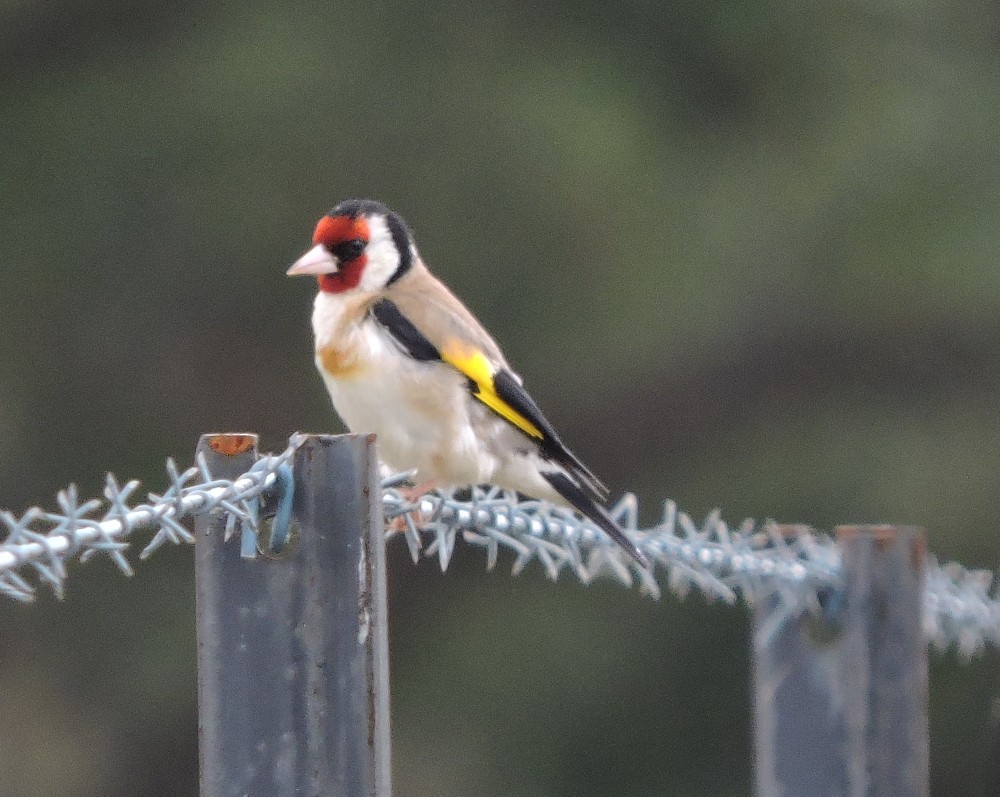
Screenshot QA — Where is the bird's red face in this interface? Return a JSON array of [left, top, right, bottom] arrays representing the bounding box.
[[287, 200, 415, 294], [289, 215, 371, 294], [313, 215, 372, 293]]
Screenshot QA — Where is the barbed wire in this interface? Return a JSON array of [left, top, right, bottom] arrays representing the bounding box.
[[1, 435, 998, 657], [0, 438, 302, 602], [382, 487, 1000, 657]]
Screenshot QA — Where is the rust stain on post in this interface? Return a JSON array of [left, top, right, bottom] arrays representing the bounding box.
[[872, 525, 900, 550], [836, 524, 895, 548], [910, 534, 928, 571], [208, 434, 257, 457], [836, 524, 925, 563], [769, 523, 813, 539]]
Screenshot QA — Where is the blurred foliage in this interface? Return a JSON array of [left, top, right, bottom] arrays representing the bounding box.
[[1, 0, 999, 794]]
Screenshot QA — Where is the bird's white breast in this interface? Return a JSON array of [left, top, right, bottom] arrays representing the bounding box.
[[311, 291, 499, 485]]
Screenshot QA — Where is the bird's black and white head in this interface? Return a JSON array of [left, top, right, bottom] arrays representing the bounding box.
[[287, 199, 416, 294]]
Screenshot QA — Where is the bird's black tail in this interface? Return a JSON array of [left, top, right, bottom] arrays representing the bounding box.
[[541, 471, 649, 569]]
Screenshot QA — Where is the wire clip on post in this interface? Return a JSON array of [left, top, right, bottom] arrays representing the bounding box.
[[238, 458, 295, 559]]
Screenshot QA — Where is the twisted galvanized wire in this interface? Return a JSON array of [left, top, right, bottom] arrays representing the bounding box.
[[1, 435, 997, 656], [382, 485, 1000, 657], [0, 436, 304, 602]]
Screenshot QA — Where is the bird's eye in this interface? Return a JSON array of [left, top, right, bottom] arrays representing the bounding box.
[[332, 239, 366, 261]]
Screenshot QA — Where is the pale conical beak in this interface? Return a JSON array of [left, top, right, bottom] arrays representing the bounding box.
[[287, 244, 338, 276]]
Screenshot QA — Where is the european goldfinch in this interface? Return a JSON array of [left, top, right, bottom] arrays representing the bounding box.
[[287, 199, 648, 568]]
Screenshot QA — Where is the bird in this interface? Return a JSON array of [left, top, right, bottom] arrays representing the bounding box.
[[287, 198, 648, 568]]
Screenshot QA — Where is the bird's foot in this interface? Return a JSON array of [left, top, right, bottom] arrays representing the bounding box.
[[387, 480, 439, 534]]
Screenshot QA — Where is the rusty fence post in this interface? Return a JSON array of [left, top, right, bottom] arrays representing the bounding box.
[[195, 432, 391, 797], [752, 525, 928, 797]]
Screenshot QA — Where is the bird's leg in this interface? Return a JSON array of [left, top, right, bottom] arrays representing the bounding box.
[[398, 480, 438, 504], [387, 480, 439, 533]]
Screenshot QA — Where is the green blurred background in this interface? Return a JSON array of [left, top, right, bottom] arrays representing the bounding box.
[[2, 0, 999, 794]]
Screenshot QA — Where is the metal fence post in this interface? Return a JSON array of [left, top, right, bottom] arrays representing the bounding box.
[[195, 432, 391, 797], [752, 525, 928, 797]]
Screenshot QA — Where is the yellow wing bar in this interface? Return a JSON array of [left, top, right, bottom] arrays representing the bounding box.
[[441, 343, 544, 440]]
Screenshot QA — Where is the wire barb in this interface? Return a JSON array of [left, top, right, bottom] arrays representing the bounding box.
[[0, 436, 997, 656]]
